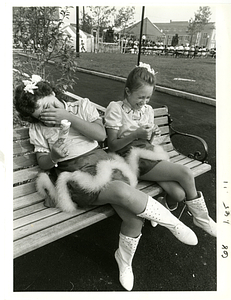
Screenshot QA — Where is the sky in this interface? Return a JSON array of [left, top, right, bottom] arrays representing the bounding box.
[[64, 3, 217, 25], [132, 5, 216, 23]]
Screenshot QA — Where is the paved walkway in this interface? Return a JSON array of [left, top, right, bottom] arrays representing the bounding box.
[[14, 71, 216, 292]]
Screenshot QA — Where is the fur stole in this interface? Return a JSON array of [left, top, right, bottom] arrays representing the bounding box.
[[36, 154, 137, 212], [36, 146, 169, 212], [126, 145, 169, 177]]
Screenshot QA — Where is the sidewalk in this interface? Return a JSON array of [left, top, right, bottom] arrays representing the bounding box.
[[14, 71, 216, 292]]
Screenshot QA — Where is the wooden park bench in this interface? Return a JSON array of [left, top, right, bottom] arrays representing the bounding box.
[[13, 91, 211, 259]]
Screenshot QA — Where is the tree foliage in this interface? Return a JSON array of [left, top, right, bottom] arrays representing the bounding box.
[[87, 6, 116, 29], [13, 6, 78, 91], [187, 6, 212, 44], [114, 7, 135, 29], [81, 11, 93, 34]]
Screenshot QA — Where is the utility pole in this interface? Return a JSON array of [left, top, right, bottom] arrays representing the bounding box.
[[82, 6, 85, 31], [76, 6, 80, 57], [137, 6, 145, 66]]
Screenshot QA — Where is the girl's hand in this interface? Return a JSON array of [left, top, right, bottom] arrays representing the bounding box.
[[40, 108, 70, 126], [136, 125, 153, 140], [153, 124, 161, 136], [50, 138, 69, 161]]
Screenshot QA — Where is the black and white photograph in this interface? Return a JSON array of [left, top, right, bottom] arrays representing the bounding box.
[[2, 1, 231, 299]]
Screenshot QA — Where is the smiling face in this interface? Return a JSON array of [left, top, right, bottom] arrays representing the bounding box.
[[32, 94, 64, 119], [126, 84, 154, 111]]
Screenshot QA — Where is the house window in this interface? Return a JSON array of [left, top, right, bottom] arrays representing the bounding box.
[[203, 32, 208, 38]]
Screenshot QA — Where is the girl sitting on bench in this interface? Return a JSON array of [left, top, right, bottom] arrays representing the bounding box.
[[105, 63, 216, 236]]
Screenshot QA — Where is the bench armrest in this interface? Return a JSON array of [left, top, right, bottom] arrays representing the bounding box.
[[168, 114, 209, 163]]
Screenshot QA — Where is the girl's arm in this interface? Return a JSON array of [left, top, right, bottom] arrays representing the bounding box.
[[67, 114, 106, 142], [107, 125, 153, 152], [36, 138, 69, 170], [40, 108, 106, 142], [36, 152, 58, 170], [107, 128, 137, 152]]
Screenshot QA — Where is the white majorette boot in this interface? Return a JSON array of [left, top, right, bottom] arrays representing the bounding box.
[[138, 196, 198, 245], [151, 195, 179, 227], [115, 233, 142, 291], [186, 191, 217, 237]]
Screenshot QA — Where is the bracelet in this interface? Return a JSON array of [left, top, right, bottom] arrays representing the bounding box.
[[50, 153, 58, 167]]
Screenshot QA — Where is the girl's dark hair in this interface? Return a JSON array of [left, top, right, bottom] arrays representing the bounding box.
[[14, 80, 64, 123], [124, 66, 156, 99]]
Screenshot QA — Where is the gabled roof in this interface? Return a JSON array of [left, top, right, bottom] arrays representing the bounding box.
[[119, 17, 164, 38], [61, 24, 93, 38]]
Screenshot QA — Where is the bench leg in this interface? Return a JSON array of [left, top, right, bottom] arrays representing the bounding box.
[[178, 202, 187, 220], [151, 194, 179, 227]]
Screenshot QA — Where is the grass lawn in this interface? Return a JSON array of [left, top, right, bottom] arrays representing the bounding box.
[[75, 52, 216, 99]]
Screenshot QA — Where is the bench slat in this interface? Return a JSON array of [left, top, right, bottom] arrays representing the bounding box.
[[160, 126, 170, 135], [14, 207, 61, 229], [186, 160, 204, 168], [190, 163, 211, 177], [162, 143, 174, 152], [170, 154, 186, 162], [14, 202, 46, 220], [13, 205, 115, 258], [154, 116, 168, 126], [13, 181, 36, 199], [13, 166, 40, 185], [14, 206, 101, 241], [141, 184, 163, 197], [153, 107, 168, 116], [174, 157, 195, 165], [13, 127, 29, 141], [14, 192, 44, 211], [13, 153, 37, 170], [13, 139, 34, 155]]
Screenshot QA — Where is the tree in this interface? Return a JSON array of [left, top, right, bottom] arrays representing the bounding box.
[[13, 6, 78, 91], [87, 6, 116, 35], [81, 10, 93, 34], [187, 6, 212, 45], [114, 6, 135, 34]]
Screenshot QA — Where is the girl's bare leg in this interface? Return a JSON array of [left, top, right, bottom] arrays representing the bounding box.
[[157, 181, 186, 208], [140, 160, 198, 200], [112, 204, 144, 238], [95, 180, 148, 214]]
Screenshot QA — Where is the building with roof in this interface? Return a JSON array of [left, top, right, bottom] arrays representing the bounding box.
[[118, 17, 165, 43], [61, 24, 94, 52], [117, 18, 215, 49], [155, 20, 216, 49]]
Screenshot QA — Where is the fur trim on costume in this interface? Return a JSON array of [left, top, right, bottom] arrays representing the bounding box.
[[56, 155, 137, 212], [36, 154, 138, 213], [36, 172, 56, 202], [126, 145, 169, 177]]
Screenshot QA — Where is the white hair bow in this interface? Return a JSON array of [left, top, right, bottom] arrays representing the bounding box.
[[23, 75, 42, 94], [138, 62, 158, 75]]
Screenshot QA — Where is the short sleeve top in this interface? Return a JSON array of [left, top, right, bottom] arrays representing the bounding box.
[[104, 99, 154, 138], [29, 98, 100, 161]]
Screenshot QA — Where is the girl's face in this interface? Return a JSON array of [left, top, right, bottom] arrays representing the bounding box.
[[126, 84, 154, 111], [32, 94, 64, 119]]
